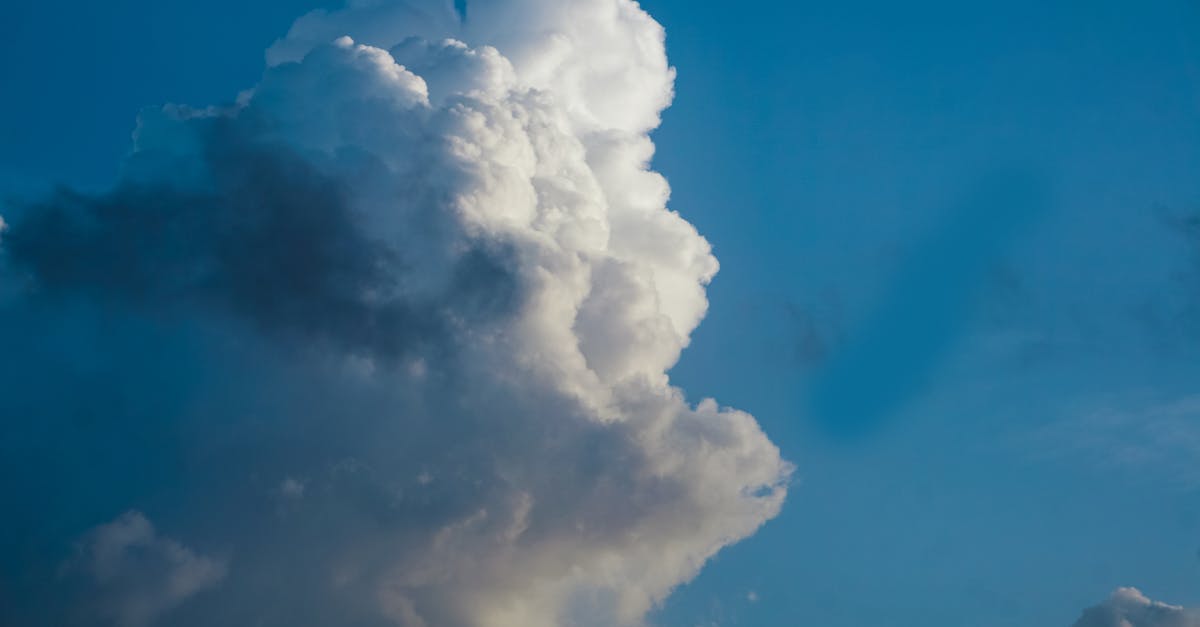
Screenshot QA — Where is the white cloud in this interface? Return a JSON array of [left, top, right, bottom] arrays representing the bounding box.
[[1073, 588, 1200, 627], [0, 1, 790, 626]]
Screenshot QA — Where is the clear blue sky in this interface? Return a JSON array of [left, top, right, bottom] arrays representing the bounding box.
[[2, 1, 1199, 625]]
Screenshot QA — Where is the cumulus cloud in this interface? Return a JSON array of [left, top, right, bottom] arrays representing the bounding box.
[[0, 1, 789, 626], [65, 511, 226, 627], [4, 118, 516, 361], [1073, 588, 1200, 627]]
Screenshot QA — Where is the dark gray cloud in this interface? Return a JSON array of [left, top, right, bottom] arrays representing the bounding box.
[[3, 118, 518, 362]]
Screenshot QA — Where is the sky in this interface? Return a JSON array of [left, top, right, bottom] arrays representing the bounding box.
[[1, 1, 1199, 626]]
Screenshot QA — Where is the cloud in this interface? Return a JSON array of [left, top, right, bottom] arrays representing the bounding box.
[[1029, 395, 1200, 488], [1072, 588, 1200, 627], [3, 117, 518, 362], [0, 2, 789, 626], [65, 511, 226, 627]]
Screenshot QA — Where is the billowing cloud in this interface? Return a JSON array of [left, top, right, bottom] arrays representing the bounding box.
[[1072, 588, 1200, 627], [0, 1, 789, 626]]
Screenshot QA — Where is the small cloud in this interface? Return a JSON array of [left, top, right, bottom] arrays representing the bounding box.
[[746, 590, 759, 603], [1072, 587, 1200, 627], [67, 511, 226, 627], [279, 477, 306, 499]]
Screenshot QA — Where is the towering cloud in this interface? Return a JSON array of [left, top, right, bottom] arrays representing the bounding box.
[[0, 1, 790, 626]]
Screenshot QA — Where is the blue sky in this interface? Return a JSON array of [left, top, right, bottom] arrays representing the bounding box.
[[2, 1, 1199, 626], [649, 1, 1200, 625]]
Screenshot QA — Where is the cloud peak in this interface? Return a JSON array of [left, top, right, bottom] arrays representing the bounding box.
[[0, 2, 788, 626]]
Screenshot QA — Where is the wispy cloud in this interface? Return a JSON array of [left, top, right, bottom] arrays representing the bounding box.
[[1030, 396, 1200, 488], [64, 512, 226, 627]]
